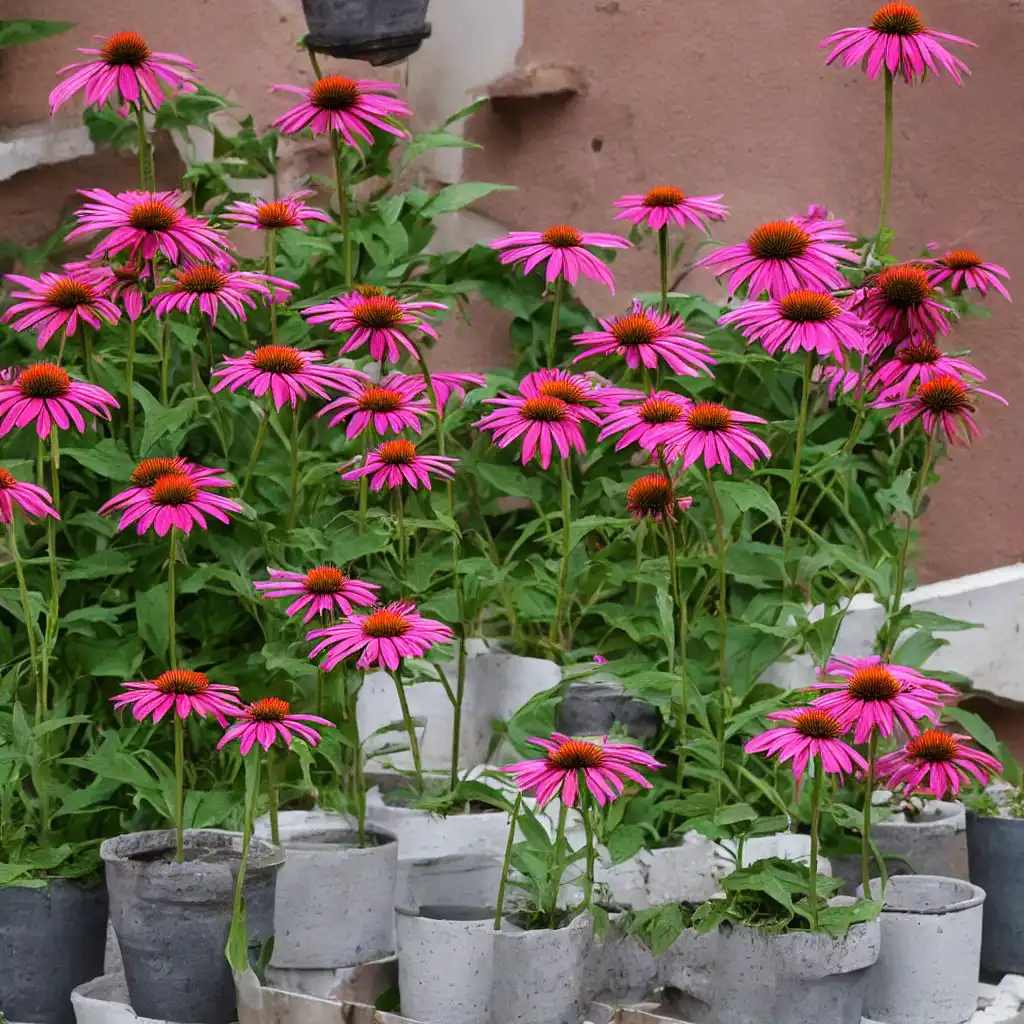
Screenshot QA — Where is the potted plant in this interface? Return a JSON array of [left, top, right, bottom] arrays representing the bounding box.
[[300, 0, 432, 64]]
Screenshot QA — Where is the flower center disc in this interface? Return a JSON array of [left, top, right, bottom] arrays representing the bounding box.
[[176, 265, 228, 294], [131, 457, 188, 487], [151, 474, 199, 506], [353, 296, 404, 329], [871, 2, 925, 34], [102, 31, 152, 67], [377, 439, 418, 465], [643, 186, 686, 208], [548, 739, 605, 769], [687, 402, 732, 432], [917, 376, 971, 414], [43, 277, 97, 309], [779, 290, 842, 323], [155, 669, 210, 695], [310, 75, 361, 110], [541, 225, 584, 248], [747, 221, 812, 261], [358, 387, 404, 413], [877, 266, 932, 308], [18, 364, 71, 399], [521, 396, 568, 423], [304, 566, 346, 594], [793, 709, 844, 740], [363, 608, 411, 638], [627, 475, 674, 516], [898, 341, 941, 366], [847, 666, 902, 701], [942, 249, 984, 271], [0, 467, 16, 489], [249, 697, 291, 722], [538, 379, 587, 404], [251, 345, 305, 374], [611, 313, 659, 347], [128, 200, 179, 233], [639, 397, 683, 424], [906, 730, 959, 762], [256, 200, 298, 230]]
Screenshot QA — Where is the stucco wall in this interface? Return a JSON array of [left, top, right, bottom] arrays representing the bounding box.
[[1, 0, 1022, 582]]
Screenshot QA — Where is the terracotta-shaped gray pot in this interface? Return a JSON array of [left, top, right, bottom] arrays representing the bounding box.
[[101, 829, 283, 1024], [967, 812, 1024, 973], [0, 879, 108, 1024], [301, 0, 431, 64], [491, 912, 593, 1024]]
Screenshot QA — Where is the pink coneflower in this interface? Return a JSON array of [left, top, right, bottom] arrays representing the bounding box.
[[318, 371, 431, 439], [821, 654, 958, 700], [99, 457, 233, 517], [3, 270, 120, 350], [474, 393, 587, 469], [852, 265, 953, 344], [254, 566, 379, 623], [48, 31, 197, 115], [817, 363, 865, 403], [211, 345, 348, 409], [924, 249, 1011, 302], [271, 75, 411, 143], [217, 697, 333, 755], [653, 401, 770, 474], [491, 225, 630, 293], [301, 292, 446, 363], [111, 669, 241, 726], [870, 340, 985, 399], [307, 600, 453, 672], [719, 290, 868, 360], [113, 472, 242, 536], [821, 3, 975, 85], [221, 190, 331, 232], [572, 300, 716, 376], [880, 375, 1007, 445], [521, 368, 601, 425], [876, 730, 1002, 798], [807, 658, 945, 744], [503, 733, 662, 808], [428, 372, 487, 412], [697, 218, 857, 299], [341, 439, 458, 491], [0, 468, 59, 524], [745, 707, 868, 778], [151, 264, 295, 322], [625, 475, 693, 523], [65, 189, 231, 265], [598, 389, 692, 452], [0, 364, 117, 439], [109, 262, 147, 321], [612, 186, 728, 233]]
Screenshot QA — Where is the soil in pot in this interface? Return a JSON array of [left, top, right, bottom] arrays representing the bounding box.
[[301, 0, 431, 65], [272, 826, 398, 970], [0, 879, 108, 1024], [101, 828, 283, 1024], [967, 811, 1024, 973], [397, 905, 494, 1024]]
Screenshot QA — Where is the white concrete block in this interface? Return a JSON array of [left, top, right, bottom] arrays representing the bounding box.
[[0, 123, 94, 183]]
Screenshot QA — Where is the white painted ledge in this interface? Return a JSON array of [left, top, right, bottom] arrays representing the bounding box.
[[0, 122, 95, 183]]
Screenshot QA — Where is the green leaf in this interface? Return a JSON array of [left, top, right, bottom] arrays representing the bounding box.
[[876, 469, 914, 517], [400, 131, 480, 169], [62, 550, 136, 580], [61, 440, 137, 481], [942, 706, 1005, 764], [606, 824, 648, 865], [0, 20, 74, 48], [141, 398, 198, 457], [904, 610, 979, 633], [475, 463, 543, 502], [136, 584, 169, 658], [893, 630, 947, 669], [442, 96, 490, 127], [418, 182, 513, 218], [515, 805, 552, 852], [715, 481, 782, 527], [815, 898, 882, 939]]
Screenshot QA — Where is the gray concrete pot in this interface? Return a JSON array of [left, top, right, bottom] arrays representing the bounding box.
[[0, 879, 108, 1024], [709, 916, 880, 1024], [396, 905, 493, 1024], [101, 829, 283, 1024], [557, 681, 660, 740], [860, 875, 985, 1024], [491, 911, 594, 1024], [271, 825, 397, 970], [967, 812, 1024, 973], [301, 0, 431, 64], [581, 909, 658, 1007]]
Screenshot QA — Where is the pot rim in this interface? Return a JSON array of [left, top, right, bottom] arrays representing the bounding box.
[[862, 874, 985, 915], [100, 827, 285, 870], [283, 823, 398, 849], [395, 903, 496, 921]]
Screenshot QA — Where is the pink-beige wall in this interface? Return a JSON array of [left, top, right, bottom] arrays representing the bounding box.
[[1, 0, 1022, 582]]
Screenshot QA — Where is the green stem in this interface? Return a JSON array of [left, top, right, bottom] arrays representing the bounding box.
[[167, 527, 177, 669], [329, 130, 353, 287], [266, 746, 279, 846], [809, 756, 823, 932], [581, 792, 595, 912], [449, 638, 467, 790], [230, 753, 261, 934], [353, 671, 366, 847], [391, 663, 423, 792], [40, 429, 61, 726], [545, 276, 564, 368], [547, 801, 569, 929], [83, 329, 97, 386], [133, 103, 155, 191], [174, 714, 185, 863], [8, 521, 40, 696], [266, 231, 279, 345], [493, 791, 522, 930], [876, 69, 895, 251], [287, 405, 300, 528], [126, 318, 137, 455], [160, 320, 171, 406], [658, 225, 670, 313], [357, 429, 370, 533], [782, 351, 815, 569], [862, 732, 878, 895], [241, 403, 270, 501], [394, 487, 407, 570], [706, 468, 729, 790], [664, 520, 688, 788], [548, 457, 573, 650]]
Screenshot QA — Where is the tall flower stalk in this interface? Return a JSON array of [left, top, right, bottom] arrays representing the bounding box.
[[549, 457, 573, 650], [877, 69, 895, 248], [781, 351, 815, 566]]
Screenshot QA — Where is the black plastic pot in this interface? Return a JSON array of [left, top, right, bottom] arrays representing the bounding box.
[[0, 879, 108, 1024], [301, 0, 432, 65], [557, 680, 660, 740], [967, 812, 1024, 973]]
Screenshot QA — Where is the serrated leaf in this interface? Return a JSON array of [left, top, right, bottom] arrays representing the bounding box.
[[61, 440, 137, 481], [715, 481, 782, 527], [418, 182, 513, 218]]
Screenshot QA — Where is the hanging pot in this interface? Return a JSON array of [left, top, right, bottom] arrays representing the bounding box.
[[301, 0, 432, 66]]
